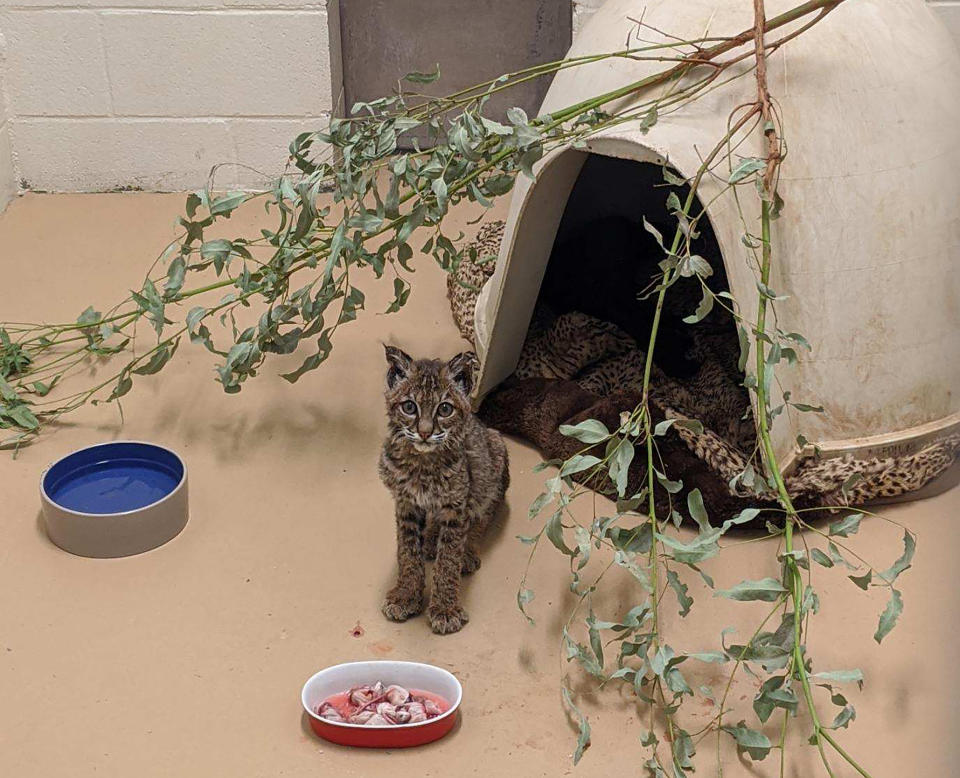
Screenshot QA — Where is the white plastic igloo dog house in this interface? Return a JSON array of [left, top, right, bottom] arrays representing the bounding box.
[[473, 0, 960, 475]]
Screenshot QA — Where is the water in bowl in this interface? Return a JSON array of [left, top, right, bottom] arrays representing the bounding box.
[[47, 457, 181, 514]]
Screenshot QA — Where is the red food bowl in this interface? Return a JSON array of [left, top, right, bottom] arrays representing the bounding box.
[[301, 660, 462, 748]]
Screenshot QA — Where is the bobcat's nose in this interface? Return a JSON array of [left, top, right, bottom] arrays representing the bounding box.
[[417, 424, 433, 441]]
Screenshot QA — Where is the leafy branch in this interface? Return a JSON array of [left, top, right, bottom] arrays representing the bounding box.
[[516, 1, 916, 776]]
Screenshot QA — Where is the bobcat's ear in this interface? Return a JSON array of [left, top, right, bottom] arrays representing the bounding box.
[[446, 351, 479, 397], [384, 345, 413, 389]]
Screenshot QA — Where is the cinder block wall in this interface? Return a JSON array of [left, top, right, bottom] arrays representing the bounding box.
[[0, 0, 957, 200], [0, 0, 334, 194], [0, 29, 14, 207]]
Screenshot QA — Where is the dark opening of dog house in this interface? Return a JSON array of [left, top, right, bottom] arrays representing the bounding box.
[[533, 154, 748, 410], [448, 153, 762, 516], [519, 152, 756, 461]]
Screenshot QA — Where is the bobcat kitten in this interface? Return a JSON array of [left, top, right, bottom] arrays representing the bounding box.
[[378, 346, 509, 634]]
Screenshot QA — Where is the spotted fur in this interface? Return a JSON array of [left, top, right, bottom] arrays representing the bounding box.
[[785, 434, 960, 505], [378, 346, 509, 634], [446, 220, 505, 344], [514, 309, 636, 381]]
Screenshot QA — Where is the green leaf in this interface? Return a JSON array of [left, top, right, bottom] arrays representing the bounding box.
[[348, 210, 384, 233], [721, 721, 771, 761], [686, 488, 709, 531], [131, 279, 166, 335], [656, 528, 721, 565], [848, 570, 872, 590], [715, 577, 787, 602], [0, 376, 17, 401], [108, 374, 133, 401], [561, 687, 591, 765], [280, 331, 332, 383], [614, 550, 653, 592], [528, 490, 554, 519], [76, 306, 101, 327], [753, 676, 797, 722], [132, 339, 179, 376], [666, 569, 693, 617], [791, 402, 824, 413], [545, 511, 574, 556], [810, 547, 834, 568], [559, 419, 610, 444], [586, 610, 604, 667], [829, 513, 863, 538], [185, 192, 202, 217], [29, 379, 55, 396], [186, 306, 208, 333], [7, 404, 39, 430], [683, 287, 714, 324], [163, 256, 186, 298], [812, 669, 864, 687], [506, 106, 528, 126], [874, 588, 903, 644], [517, 587, 535, 625], [801, 585, 820, 616], [654, 469, 683, 494], [560, 454, 602, 477], [385, 277, 411, 314], [638, 104, 658, 133], [201, 238, 234, 272], [209, 191, 250, 217], [644, 756, 668, 778], [826, 541, 855, 570], [608, 438, 635, 497], [877, 530, 915, 584], [654, 417, 703, 437], [662, 167, 686, 187], [737, 324, 750, 372], [728, 158, 765, 184], [642, 217, 665, 250], [688, 650, 727, 664], [829, 704, 856, 730]]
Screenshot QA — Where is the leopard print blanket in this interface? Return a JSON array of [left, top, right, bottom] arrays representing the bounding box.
[[448, 221, 960, 510]]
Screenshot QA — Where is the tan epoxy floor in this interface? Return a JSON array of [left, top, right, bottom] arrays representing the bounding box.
[[1, 192, 958, 777]]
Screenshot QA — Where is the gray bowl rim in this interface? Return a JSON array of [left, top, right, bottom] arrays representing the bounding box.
[[40, 439, 188, 519]]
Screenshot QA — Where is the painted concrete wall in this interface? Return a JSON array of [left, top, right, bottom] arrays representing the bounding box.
[[0, 0, 957, 196]]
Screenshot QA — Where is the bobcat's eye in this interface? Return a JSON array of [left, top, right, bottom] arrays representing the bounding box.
[[437, 401, 455, 417], [400, 400, 417, 415]]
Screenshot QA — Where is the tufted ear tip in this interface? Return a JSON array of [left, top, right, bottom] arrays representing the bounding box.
[[446, 351, 479, 396], [384, 344, 413, 388]]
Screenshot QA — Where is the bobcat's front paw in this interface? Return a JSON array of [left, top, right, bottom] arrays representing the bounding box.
[[428, 603, 469, 634], [381, 587, 424, 622]]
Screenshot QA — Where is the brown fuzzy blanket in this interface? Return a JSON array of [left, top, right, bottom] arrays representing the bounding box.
[[479, 376, 782, 520]]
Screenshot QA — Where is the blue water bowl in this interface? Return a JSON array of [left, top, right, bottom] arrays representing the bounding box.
[[40, 441, 188, 558]]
